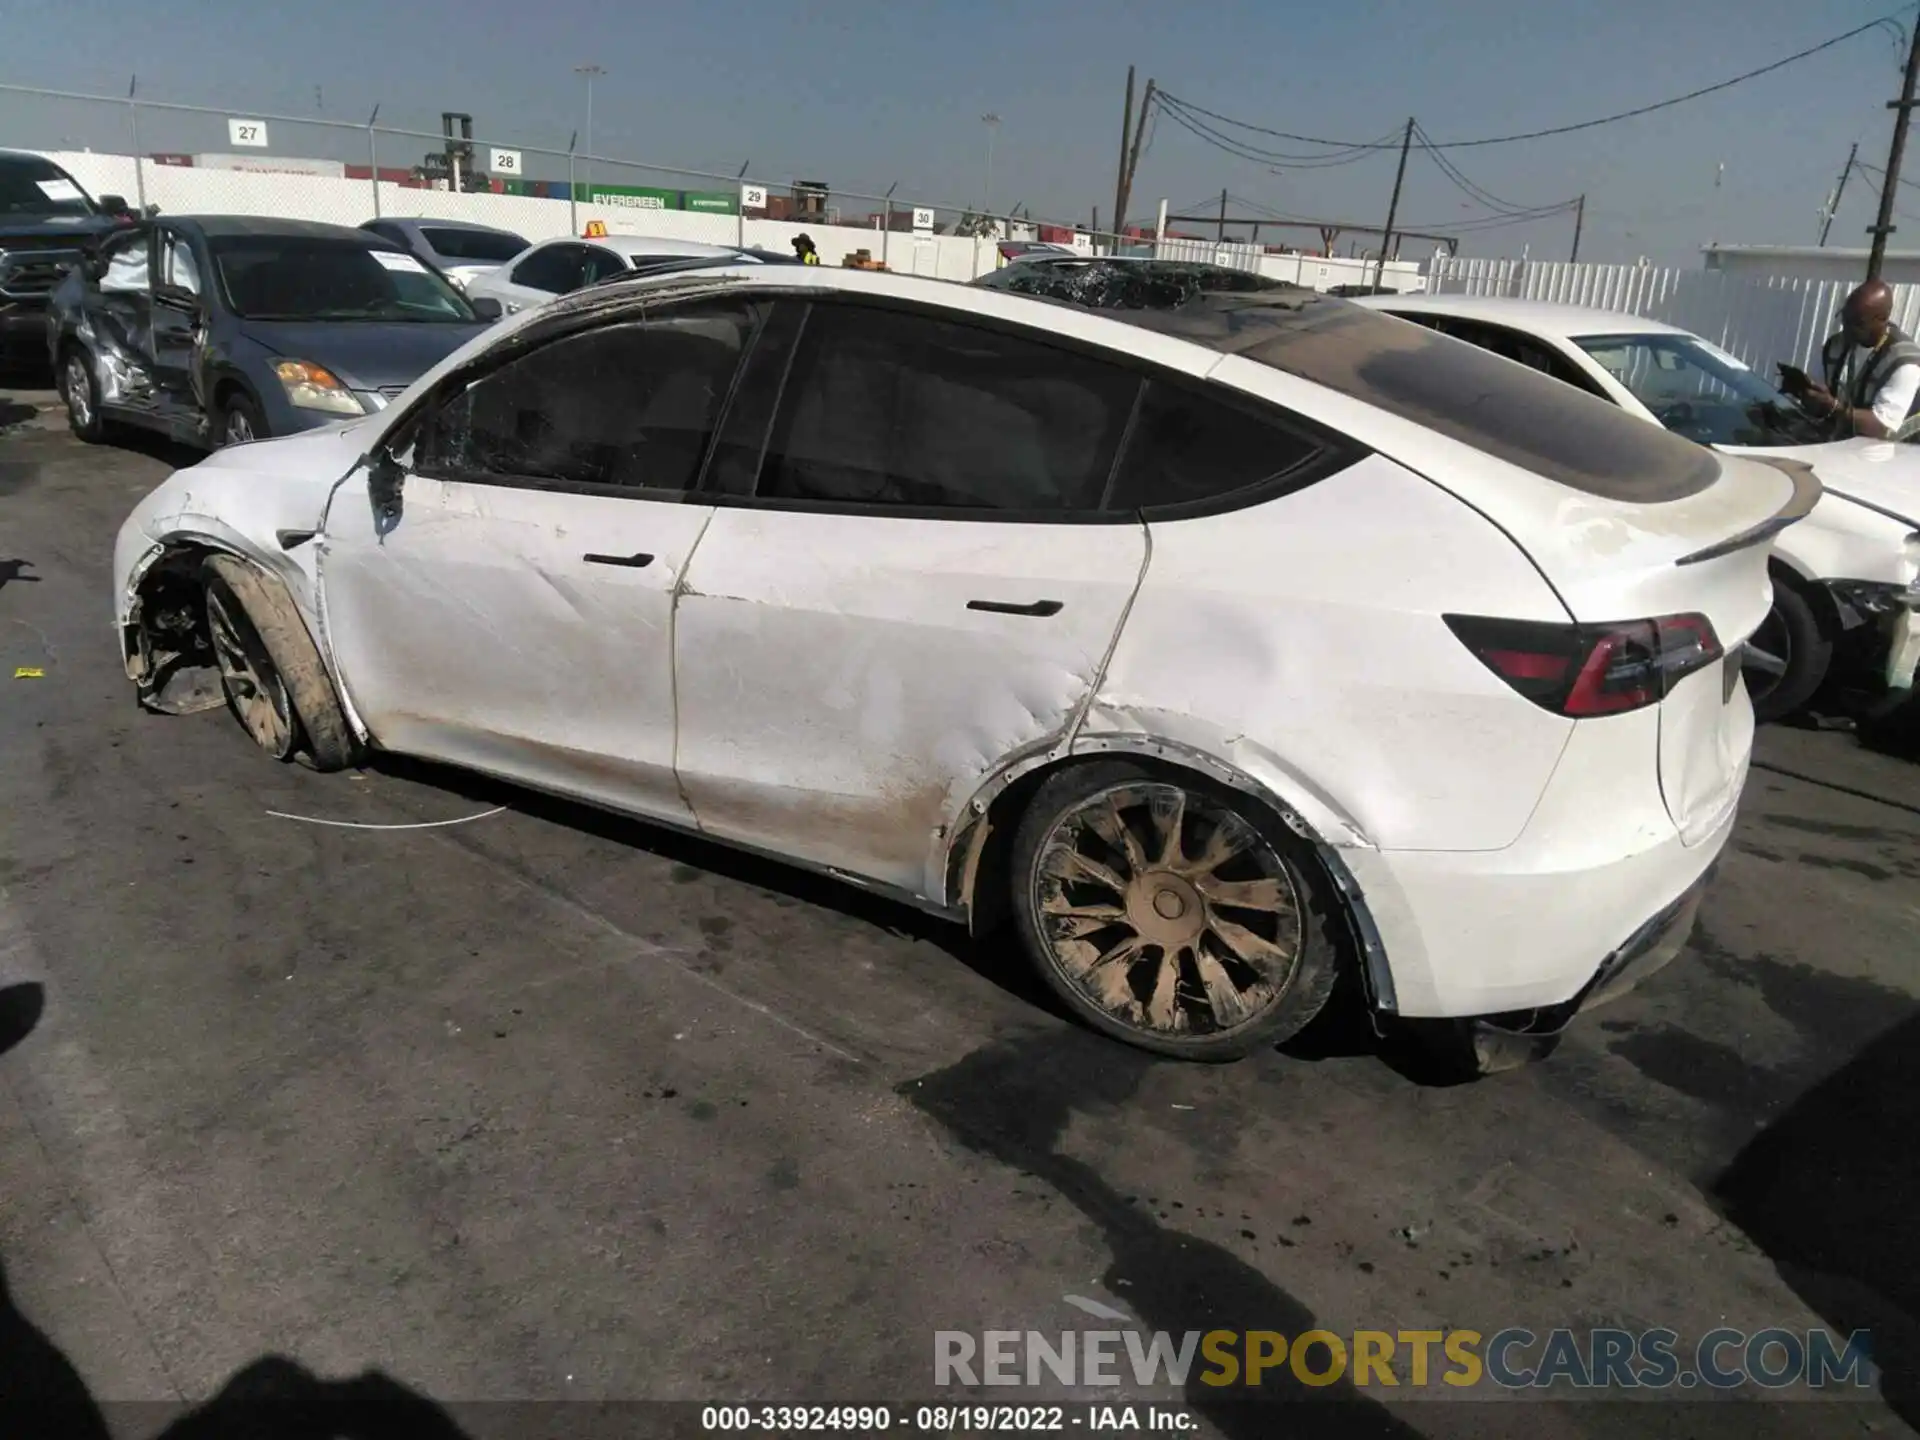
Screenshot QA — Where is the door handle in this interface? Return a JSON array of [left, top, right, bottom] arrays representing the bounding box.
[[584, 551, 655, 568], [967, 598, 1062, 617]]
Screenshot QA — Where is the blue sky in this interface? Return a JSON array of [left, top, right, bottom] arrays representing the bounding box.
[[4, 0, 1916, 265]]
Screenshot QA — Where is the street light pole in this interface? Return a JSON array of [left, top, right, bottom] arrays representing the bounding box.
[[575, 64, 606, 202], [981, 112, 1001, 224]]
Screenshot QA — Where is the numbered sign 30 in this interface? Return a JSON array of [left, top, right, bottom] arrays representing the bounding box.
[[227, 118, 269, 148]]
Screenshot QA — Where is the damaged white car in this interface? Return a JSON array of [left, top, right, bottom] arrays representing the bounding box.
[[113, 266, 1817, 1070]]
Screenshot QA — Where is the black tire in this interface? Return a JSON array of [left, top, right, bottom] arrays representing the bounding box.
[[1746, 575, 1833, 724], [213, 391, 267, 448], [201, 555, 360, 772], [1009, 760, 1342, 1061], [60, 344, 107, 444]]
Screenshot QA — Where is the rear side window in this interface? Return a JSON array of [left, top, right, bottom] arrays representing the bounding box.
[[755, 304, 1140, 512], [422, 227, 528, 262], [1131, 297, 1720, 502], [1106, 382, 1329, 513]]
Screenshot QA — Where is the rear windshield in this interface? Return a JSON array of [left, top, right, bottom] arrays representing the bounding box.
[[212, 237, 478, 322], [1127, 294, 1721, 502], [422, 227, 528, 262]]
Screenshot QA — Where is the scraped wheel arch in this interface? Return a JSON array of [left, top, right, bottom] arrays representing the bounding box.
[[200, 554, 361, 772], [949, 748, 1386, 1010]]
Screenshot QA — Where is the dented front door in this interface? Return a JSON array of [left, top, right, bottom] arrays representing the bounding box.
[[672, 509, 1147, 897]]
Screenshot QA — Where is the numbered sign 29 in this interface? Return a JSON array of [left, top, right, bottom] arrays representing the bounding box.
[[227, 118, 269, 148], [490, 149, 521, 176], [740, 183, 768, 211]]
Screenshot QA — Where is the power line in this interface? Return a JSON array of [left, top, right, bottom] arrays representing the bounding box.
[[1159, 10, 1913, 151], [1413, 121, 1575, 216], [1155, 94, 1398, 168]]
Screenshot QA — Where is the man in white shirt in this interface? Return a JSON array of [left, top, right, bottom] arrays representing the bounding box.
[[1793, 280, 1920, 440]]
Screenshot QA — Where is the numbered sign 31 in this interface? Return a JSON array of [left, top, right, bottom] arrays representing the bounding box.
[[227, 118, 269, 148], [490, 149, 522, 176]]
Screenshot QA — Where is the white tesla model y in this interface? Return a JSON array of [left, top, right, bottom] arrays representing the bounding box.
[[112, 263, 1816, 1070]]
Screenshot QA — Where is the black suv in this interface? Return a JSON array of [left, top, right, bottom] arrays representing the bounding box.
[[0, 151, 138, 363]]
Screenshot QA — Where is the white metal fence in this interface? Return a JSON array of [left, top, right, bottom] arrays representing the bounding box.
[[1427, 256, 1920, 373]]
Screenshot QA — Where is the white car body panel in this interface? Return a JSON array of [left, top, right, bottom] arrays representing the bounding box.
[[674, 508, 1148, 897], [112, 266, 1792, 1030], [1086, 452, 1575, 854], [319, 470, 711, 826]]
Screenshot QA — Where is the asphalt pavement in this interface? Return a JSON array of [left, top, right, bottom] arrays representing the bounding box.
[[3, 383, 1918, 1440]]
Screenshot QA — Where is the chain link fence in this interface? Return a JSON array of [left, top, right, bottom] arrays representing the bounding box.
[[0, 80, 1176, 282]]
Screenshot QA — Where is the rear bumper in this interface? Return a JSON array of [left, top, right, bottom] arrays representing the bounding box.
[[1343, 705, 1742, 1020]]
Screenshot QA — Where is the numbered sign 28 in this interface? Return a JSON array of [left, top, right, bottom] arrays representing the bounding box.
[[227, 118, 269, 148], [490, 149, 521, 176]]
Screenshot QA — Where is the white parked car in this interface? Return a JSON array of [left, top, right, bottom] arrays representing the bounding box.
[[1355, 294, 1920, 723], [465, 233, 769, 315], [112, 266, 1816, 1070]]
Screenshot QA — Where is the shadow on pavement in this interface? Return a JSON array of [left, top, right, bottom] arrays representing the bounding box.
[[0, 981, 474, 1440], [905, 1028, 1426, 1439], [1713, 1011, 1920, 1428]]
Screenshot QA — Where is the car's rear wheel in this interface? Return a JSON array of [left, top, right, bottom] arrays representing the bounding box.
[[1745, 576, 1832, 723], [61, 346, 107, 444], [201, 556, 359, 771], [1010, 762, 1340, 1061]]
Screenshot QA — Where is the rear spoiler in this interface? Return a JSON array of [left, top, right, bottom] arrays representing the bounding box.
[[1675, 457, 1822, 567]]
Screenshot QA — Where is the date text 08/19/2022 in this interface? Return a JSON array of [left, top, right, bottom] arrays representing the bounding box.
[[700, 1405, 1196, 1432]]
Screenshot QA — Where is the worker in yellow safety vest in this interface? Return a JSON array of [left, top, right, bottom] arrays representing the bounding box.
[[792, 233, 821, 265]]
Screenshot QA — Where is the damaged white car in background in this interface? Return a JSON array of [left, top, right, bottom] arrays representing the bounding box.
[[112, 265, 1817, 1073]]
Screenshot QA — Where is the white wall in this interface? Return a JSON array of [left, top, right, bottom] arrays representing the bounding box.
[[1704, 247, 1920, 287], [38, 150, 991, 282], [40, 150, 1424, 293]]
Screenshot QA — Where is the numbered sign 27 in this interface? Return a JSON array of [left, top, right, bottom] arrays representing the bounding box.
[[227, 118, 269, 148]]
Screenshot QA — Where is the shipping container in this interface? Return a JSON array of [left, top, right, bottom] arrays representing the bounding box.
[[149, 153, 194, 168], [682, 190, 737, 215], [576, 183, 681, 210], [194, 153, 346, 178]]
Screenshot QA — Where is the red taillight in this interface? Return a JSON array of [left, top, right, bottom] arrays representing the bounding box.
[[1445, 613, 1723, 717]]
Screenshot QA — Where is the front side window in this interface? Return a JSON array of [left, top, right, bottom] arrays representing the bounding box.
[[161, 235, 201, 296], [581, 246, 630, 285], [511, 244, 586, 294], [416, 303, 764, 492], [755, 304, 1139, 512], [212, 238, 476, 322], [1106, 381, 1330, 513], [98, 232, 150, 295], [1574, 332, 1824, 447]]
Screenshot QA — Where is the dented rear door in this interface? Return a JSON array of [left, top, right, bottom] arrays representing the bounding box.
[[673, 507, 1145, 897], [670, 296, 1151, 899]]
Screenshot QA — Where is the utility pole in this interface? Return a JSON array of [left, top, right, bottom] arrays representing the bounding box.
[[1218, 188, 1228, 243], [574, 64, 605, 198], [1868, 22, 1920, 279], [1569, 194, 1585, 263], [1374, 118, 1414, 289], [1114, 77, 1157, 240], [1112, 68, 1135, 244], [1819, 142, 1858, 247]]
